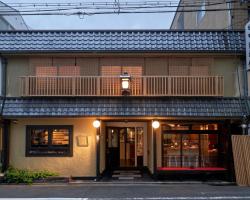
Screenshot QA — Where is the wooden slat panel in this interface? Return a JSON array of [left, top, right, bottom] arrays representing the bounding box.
[[19, 76, 224, 97], [232, 135, 250, 186]]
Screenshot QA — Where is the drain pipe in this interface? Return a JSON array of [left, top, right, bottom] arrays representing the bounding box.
[[0, 55, 8, 172]]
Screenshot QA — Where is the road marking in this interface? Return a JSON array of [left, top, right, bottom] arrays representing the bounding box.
[[1, 197, 250, 200]]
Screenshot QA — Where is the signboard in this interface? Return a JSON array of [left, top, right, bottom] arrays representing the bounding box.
[[246, 21, 250, 70]]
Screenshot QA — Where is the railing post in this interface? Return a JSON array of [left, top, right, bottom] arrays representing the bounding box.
[[72, 77, 76, 96], [215, 76, 218, 96], [143, 77, 147, 96], [97, 77, 101, 96], [25, 77, 29, 96], [168, 76, 171, 96]]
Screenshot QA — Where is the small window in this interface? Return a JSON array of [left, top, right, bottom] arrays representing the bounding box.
[[177, 12, 184, 29], [196, 0, 206, 25], [26, 125, 73, 157]]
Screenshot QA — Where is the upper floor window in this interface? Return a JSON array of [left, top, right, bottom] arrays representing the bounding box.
[[36, 66, 80, 76], [101, 66, 142, 77], [101, 65, 143, 95], [177, 12, 184, 29], [26, 125, 73, 157], [226, 2, 232, 29], [169, 65, 209, 76], [196, 0, 206, 25]]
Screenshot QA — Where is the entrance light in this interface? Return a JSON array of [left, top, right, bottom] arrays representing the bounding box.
[[152, 120, 160, 129], [93, 120, 101, 128], [120, 72, 131, 95]]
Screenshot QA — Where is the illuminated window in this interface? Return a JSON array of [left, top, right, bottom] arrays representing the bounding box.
[[26, 125, 73, 157], [162, 123, 224, 168]]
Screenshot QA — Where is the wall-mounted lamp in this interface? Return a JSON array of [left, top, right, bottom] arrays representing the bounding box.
[[241, 115, 248, 135], [120, 72, 131, 95], [152, 120, 160, 129], [93, 120, 101, 128]]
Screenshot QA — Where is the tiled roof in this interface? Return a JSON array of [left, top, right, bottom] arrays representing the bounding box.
[[2, 97, 247, 118], [0, 30, 245, 53]]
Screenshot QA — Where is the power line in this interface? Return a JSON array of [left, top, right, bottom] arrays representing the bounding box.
[[0, 8, 248, 16], [0, 0, 240, 12]]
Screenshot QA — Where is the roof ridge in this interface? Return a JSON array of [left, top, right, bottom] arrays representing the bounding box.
[[0, 29, 245, 33]]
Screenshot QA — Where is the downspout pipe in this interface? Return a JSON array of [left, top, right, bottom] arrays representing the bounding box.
[[0, 56, 8, 172], [0, 56, 7, 115]]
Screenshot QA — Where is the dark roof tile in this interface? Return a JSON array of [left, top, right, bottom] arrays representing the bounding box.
[[0, 30, 245, 53], [1, 97, 247, 118]]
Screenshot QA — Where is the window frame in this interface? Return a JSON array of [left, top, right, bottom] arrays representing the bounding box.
[[161, 123, 225, 169], [26, 125, 73, 157]]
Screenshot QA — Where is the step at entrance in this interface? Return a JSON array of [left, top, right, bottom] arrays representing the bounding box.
[[112, 170, 142, 180]]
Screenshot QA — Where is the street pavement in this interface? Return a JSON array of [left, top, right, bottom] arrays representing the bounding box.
[[0, 182, 250, 199]]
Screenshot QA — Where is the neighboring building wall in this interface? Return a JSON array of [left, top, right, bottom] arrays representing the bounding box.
[[0, 17, 13, 30], [9, 118, 97, 177], [0, 2, 28, 30], [171, 0, 249, 30], [6, 55, 244, 97], [231, 1, 249, 29]]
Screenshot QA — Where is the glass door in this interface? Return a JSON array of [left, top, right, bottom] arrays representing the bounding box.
[[120, 128, 135, 167], [106, 126, 144, 169], [106, 128, 119, 170]]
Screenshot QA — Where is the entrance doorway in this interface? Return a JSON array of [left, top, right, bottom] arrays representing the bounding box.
[[106, 127, 144, 170]]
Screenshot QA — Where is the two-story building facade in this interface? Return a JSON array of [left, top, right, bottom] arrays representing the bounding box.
[[0, 30, 247, 180], [171, 0, 250, 30]]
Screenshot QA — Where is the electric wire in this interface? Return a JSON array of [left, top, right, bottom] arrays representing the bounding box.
[[0, 0, 246, 16]]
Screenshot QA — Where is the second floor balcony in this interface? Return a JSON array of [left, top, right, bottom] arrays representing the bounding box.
[[19, 75, 224, 97]]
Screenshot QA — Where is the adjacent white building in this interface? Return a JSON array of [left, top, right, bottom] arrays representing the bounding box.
[[0, 1, 28, 30]]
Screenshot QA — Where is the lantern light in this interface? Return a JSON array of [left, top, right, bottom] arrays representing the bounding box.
[[120, 72, 131, 95], [93, 120, 101, 128], [152, 120, 160, 129]]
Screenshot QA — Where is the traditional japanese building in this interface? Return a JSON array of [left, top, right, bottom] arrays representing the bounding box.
[[0, 30, 247, 180]]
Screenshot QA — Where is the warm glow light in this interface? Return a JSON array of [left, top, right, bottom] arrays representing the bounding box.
[[152, 120, 160, 129], [122, 79, 129, 89], [93, 120, 101, 128], [96, 135, 100, 141], [241, 123, 247, 129]]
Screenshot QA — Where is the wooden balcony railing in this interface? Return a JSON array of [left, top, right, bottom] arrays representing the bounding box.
[[19, 76, 224, 97]]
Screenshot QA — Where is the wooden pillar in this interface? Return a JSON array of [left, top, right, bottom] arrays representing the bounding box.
[[96, 125, 101, 179], [2, 119, 10, 172], [225, 120, 236, 182], [153, 128, 157, 176]]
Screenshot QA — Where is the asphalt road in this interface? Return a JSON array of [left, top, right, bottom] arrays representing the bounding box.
[[0, 183, 250, 199]]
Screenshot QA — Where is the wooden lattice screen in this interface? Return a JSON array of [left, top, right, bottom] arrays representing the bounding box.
[[232, 135, 250, 186], [101, 66, 142, 95], [35, 66, 80, 95], [169, 66, 209, 76]]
